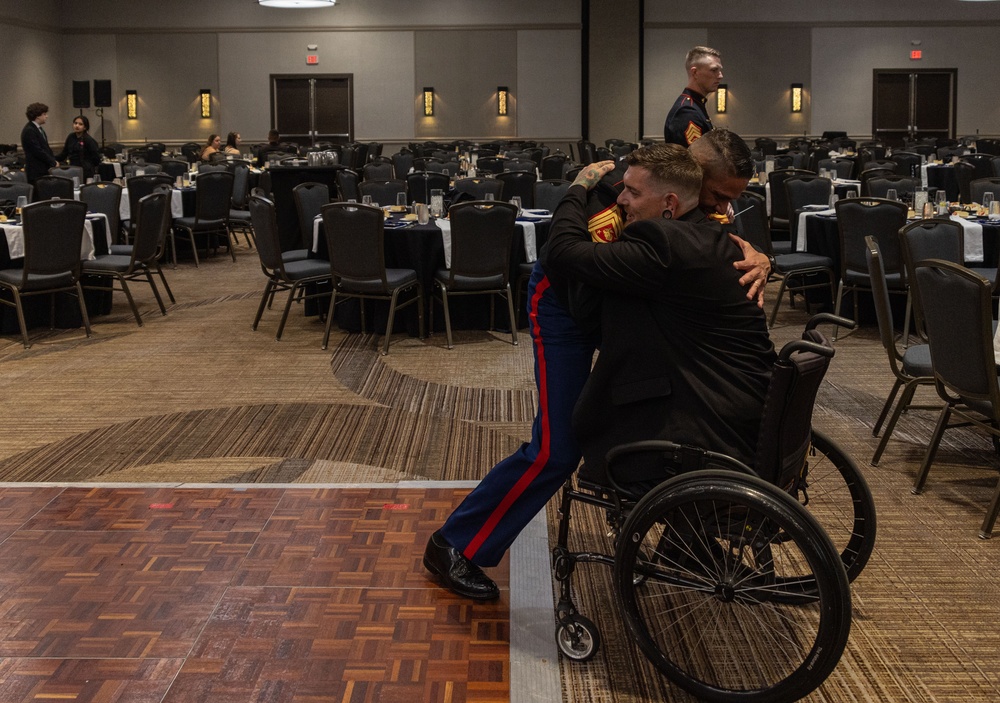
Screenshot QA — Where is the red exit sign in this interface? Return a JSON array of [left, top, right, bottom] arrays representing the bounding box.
[[910, 50, 922, 60], [306, 54, 319, 65]]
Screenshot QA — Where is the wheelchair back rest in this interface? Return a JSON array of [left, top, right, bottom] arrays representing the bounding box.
[[753, 328, 834, 488]]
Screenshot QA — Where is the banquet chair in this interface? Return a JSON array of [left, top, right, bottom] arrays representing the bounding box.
[[123, 162, 162, 177], [454, 177, 503, 201], [412, 157, 443, 172], [962, 153, 995, 181], [541, 154, 569, 181], [865, 235, 937, 466], [79, 181, 123, 247], [833, 197, 909, 340], [110, 184, 176, 304], [865, 176, 920, 200], [992, 157, 1000, 178], [358, 179, 406, 208], [910, 259, 1000, 538], [339, 145, 359, 170], [320, 202, 424, 354], [476, 156, 507, 175], [506, 159, 537, 173], [181, 142, 201, 164], [890, 151, 921, 177], [755, 137, 778, 156], [496, 170, 537, 208], [907, 144, 935, 158], [2, 171, 27, 184], [124, 174, 173, 246], [954, 161, 976, 203], [33, 175, 74, 201], [785, 175, 833, 246], [862, 159, 897, 173], [428, 160, 460, 177], [197, 163, 228, 174], [227, 161, 254, 249], [0, 199, 90, 348], [247, 195, 331, 342], [173, 170, 234, 266], [734, 191, 836, 327], [406, 171, 450, 206], [577, 140, 597, 164], [767, 168, 813, 253], [533, 179, 571, 213], [334, 169, 361, 202], [81, 191, 171, 327], [432, 201, 519, 349], [143, 143, 166, 163], [937, 147, 965, 161], [160, 159, 189, 180], [970, 178, 1000, 205], [0, 180, 33, 206], [293, 182, 330, 253], [859, 167, 896, 197], [362, 158, 394, 181], [817, 158, 856, 180], [48, 166, 84, 184], [390, 150, 414, 180]]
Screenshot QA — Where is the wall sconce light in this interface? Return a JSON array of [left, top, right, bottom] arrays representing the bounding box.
[[423, 87, 434, 116], [497, 86, 509, 116], [200, 89, 212, 118], [716, 84, 728, 114], [126, 90, 138, 119], [791, 83, 803, 113]]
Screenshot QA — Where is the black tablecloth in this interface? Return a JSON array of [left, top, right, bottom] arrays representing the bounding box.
[[926, 165, 959, 202], [310, 217, 548, 334], [0, 218, 113, 333]]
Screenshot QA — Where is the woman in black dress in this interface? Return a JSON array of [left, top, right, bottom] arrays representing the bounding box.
[[55, 115, 101, 179]]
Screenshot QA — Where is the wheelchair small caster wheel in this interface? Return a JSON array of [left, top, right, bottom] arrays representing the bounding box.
[[556, 615, 601, 662]]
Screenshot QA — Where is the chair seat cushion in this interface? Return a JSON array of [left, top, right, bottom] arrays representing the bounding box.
[[340, 268, 417, 294], [109, 244, 133, 256], [434, 270, 505, 290], [174, 216, 226, 230], [229, 209, 251, 222], [771, 240, 793, 255], [0, 269, 75, 291], [774, 252, 834, 272], [283, 259, 331, 281], [844, 270, 904, 289], [901, 343, 933, 378], [82, 254, 133, 273], [282, 249, 310, 264]]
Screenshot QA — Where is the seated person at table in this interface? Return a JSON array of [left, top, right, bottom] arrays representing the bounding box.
[[256, 130, 284, 168], [200, 134, 221, 162], [55, 115, 101, 180], [224, 132, 242, 156], [544, 148, 776, 490]]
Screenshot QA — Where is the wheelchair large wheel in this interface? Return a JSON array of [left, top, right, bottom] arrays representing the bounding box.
[[802, 428, 877, 584], [614, 470, 851, 703]]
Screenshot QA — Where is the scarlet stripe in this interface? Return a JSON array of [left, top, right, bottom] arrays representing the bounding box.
[[464, 275, 552, 560]]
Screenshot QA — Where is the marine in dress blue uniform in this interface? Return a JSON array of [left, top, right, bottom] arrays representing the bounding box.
[[664, 87, 713, 147]]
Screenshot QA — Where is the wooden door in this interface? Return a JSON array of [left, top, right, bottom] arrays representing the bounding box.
[[271, 75, 353, 148], [873, 69, 956, 147]]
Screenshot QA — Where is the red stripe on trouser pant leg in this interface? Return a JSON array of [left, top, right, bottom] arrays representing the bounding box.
[[463, 276, 552, 560]]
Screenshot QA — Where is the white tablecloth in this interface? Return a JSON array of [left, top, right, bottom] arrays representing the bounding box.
[[118, 188, 185, 222], [796, 207, 836, 251], [2, 217, 97, 261]]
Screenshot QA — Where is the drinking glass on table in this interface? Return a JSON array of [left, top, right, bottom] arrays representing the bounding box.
[[510, 196, 522, 215], [14, 195, 27, 217], [983, 192, 995, 214], [885, 188, 898, 202], [484, 192, 495, 201], [396, 192, 407, 209], [361, 194, 373, 206], [846, 190, 857, 200]]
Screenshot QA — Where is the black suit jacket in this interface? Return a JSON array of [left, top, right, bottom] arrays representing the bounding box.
[[21, 121, 57, 183], [545, 185, 776, 485]]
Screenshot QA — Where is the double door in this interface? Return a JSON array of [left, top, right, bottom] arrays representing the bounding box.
[[271, 75, 353, 148], [872, 69, 956, 147]]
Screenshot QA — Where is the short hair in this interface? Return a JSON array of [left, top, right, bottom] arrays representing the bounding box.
[[685, 46, 721, 71], [73, 115, 90, 131], [690, 128, 755, 180], [267, 129, 279, 142], [626, 143, 703, 205], [26, 102, 49, 122]]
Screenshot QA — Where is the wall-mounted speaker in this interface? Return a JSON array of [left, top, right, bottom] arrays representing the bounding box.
[[72, 80, 91, 109], [94, 80, 112, 108]]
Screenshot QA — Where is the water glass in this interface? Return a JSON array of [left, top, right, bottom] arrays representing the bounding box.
[[416, 203, 430, 225], [396, 192, 407, 209], [989, 200, 1000, 221], [983, 192, 995, 212], [484, 193, 495, 201], [885, 188, 898, 202], [510, 196, 522, 215], [846, 190, 857, 200], [361, 195, 373, 206], [15, 195, 27, 216]]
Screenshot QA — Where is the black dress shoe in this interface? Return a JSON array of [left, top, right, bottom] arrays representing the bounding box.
[[423, 530, 500, 601]]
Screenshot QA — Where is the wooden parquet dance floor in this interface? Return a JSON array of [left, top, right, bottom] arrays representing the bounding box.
[[0, 485, 511, 703]]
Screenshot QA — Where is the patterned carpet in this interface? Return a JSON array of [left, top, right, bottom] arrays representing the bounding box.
[[3, 243, 1000, 701]]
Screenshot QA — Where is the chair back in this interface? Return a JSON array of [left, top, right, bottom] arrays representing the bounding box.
[[962, 153, 995, 180], [126, 174, 173, 223], [406, 171, 450, 205], [334, 169, 360, 202], [445, 201, 518, 283], [476, 156, 507, 175], [124, 162, 162, 176], [390, 150, 414, 179], [786, 175, 833, 211], [753, 322, 836, 488], [913, 260, 1000, 410], [541, 154, 568, 181], [817, 158, 855, 180], [865, 236, 906, 367], [992, 157, 1000, 178], [890, 151, 921, 177], [0, 181, 33, 206], [197, 163, 228, 174], [132, 191, 171, 264], [34, 175, 75, 201], [496, 170, 536, 208], [19, 199, 88, 283], [733, 191, 773, 256], [358, 179, 406, 207], [506, 159, 536, 173], [230, 161, 250, 208], [322, 202, 387, 288], [898, 218, 965, 341], [293, 181, 331, 246], [577, 140, 597, 164], [755, 138, 778, 156], [970, 178, 1000, 205], [194, 170, 234, 221], [49, 166, 84, 183], [859, 167, 896, 196], [953, 161, 976, 203], [362, 160, 394, 181], [767, 168, 813, 227], [181, 142, 201, 163], [454, 177, 504, 201], [248, 194, 286, 273], [160, 159, 189, 180], [79, 182, 123, 243], [834, 197, 908, 280], [865, 176, 919, 200], [533, 179, 571, 213], [340, 145, 359, 170]]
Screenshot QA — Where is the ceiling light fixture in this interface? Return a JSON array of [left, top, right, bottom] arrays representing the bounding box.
[[258, 0, 336, 8]]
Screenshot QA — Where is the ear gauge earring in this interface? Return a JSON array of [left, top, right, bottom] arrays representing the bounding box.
[[661, 209, 673, 220]]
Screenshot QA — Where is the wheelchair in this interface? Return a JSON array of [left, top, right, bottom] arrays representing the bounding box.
[[550, 314, 876, 703]]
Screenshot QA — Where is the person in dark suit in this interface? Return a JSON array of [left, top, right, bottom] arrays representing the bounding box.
[[256, 129, 284, 168], [55, 115, 101, 180], [544, 150, 776, 489], [20, 102, 58, 184], [664, 46, 723, 147]]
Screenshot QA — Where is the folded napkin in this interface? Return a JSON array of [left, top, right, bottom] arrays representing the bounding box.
[[950, 215, 984, 263], [312, 214, 322, 252], [796, 208, 836, 251], [518, 221, 537, 263], [438, 217, 452, 268]]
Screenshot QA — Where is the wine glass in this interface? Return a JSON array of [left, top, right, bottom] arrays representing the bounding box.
[[15, 195, 27, 217], [885, 188, 898, 202]]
